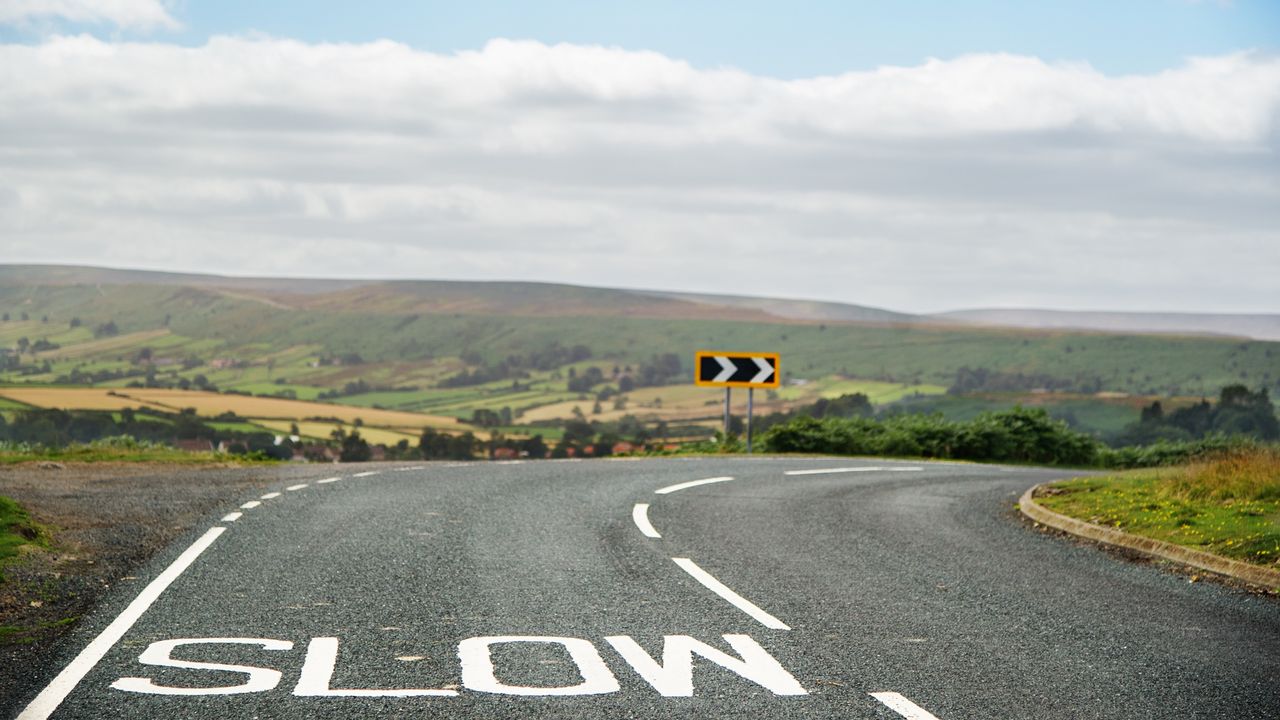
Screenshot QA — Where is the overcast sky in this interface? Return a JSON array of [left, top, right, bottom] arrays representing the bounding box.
[[1, 1, 1277, 314]]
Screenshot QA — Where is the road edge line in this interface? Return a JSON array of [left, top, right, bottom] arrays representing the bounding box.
[[1019, 484, 1280, 590], [16, 526, 227, 720]]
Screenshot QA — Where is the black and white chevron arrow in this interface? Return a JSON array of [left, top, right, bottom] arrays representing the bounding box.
[[696, 353, 778, 386]]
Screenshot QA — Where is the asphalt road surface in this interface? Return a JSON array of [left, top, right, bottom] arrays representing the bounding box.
[[9, 458, 1280, 719]]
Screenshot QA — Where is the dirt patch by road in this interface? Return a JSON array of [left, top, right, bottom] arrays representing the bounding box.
[[0, 461, 347, 714]]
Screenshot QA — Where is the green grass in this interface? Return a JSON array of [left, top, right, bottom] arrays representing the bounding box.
[[1, 496, 48, 582], [0, 444, 277, 465], [1037, 449, 1280, 567]]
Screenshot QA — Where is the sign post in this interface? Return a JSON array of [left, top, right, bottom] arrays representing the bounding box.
[[694, 351, 780, 454]]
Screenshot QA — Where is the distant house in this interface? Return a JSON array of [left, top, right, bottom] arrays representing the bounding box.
[[611, 441, 637, 455], [209, 358, 238, 370], [491, 447, 519, 460], [174, 439, 214, 453]]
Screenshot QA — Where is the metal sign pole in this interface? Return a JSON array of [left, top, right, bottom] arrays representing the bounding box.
[[723, 387, 731, 441], [746, 387, 754, 454]]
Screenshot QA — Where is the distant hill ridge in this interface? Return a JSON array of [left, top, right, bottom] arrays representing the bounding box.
[[2, 265, 1275, 340]]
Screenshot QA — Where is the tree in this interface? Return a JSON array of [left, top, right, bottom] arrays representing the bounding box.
[[340, 430, 372, 462], [69, 317, 81, 329]]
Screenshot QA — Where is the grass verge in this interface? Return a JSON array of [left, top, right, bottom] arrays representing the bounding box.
[[1037, 449, 1280, 568], [0, 443, 278, 466], [0, 496, 49, 583]]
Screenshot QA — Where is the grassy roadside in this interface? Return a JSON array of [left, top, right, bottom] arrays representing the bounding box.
[[0, 441, 279, 466], [0, 496, 48, 583], [1036, 449, 1280, 568]]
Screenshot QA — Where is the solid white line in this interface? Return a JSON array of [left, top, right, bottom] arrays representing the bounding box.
[[260, 492, 282, 500], [316, 477, 340, 484], [870, 691, 943, 719], [286, 484, 308, 491], [239, 500, 261, 509], [631, 503, 661, 538], [654, 476, 734, 495], [16, 527, 226, 720], [671, 558, 789, 630], [887, 467, 925, 472], [220, 512, 243, 522], [353, 471, 380, 477]]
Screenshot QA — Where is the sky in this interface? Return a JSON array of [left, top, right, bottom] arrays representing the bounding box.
[[0, 1, 1277, 314]]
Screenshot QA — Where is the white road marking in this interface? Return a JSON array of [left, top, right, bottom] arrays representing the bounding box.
[[260, 492, 282, 500], [239, 500, 262, 510], [783, 466, 922, 476], [220, 512, 243, 523], [316, 477, 340, 484], [870, 691, 944, 719], [784, 466, 882, 476], [16, 527, 226, 720], [604, 634, 806, 696], [352, 471, 381, 477], [631, 503, 662, 539], [112, 638, 293, 696], [285, 484, 308, 491], [295, 637, 457, 697], [459, 636, 619, 696], [671, 558, 790, 630], [395, 466, 426, 472], [655, 476, 734, 495]]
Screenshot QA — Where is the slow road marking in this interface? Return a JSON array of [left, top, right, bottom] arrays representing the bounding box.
[[672, 558, 790, 630]]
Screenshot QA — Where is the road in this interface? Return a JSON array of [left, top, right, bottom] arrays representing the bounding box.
[[9, 458, 1280, 719]]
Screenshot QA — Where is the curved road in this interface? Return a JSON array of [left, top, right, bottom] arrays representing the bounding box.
[[10, 458, 1280, 719]]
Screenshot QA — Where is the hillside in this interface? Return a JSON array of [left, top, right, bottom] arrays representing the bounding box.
[[936, 309, 1280, 342], [1, 265, 1276, 443]]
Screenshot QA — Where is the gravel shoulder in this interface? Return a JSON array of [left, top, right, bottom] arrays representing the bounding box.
[[0, 461, 347, 709]]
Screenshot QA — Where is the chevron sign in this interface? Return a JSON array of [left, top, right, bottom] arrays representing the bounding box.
[[694, 351, 781, 389]]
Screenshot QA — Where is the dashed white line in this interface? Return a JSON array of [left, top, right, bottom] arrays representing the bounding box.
[[220, 512, 243, 523], [239, 500, 262, 510], [395, 466, 427, 472], [261, 492, 282, 500], [631, 503, 662, 538], [16, 527, 226, 720], [353, 471, 380, 477], [784, 466, 922, 476], [654, 476, 734, 495], [870, 691, 944, 719], [672, 558, 790, 630], [316, 477, 340, 484], [286, 484, 308, 491]]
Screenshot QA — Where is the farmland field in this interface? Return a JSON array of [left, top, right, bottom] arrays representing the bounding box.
[[0, 387, 477, 435]]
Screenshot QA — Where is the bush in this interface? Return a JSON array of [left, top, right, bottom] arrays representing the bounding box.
[[763, 407, 1099, 466]]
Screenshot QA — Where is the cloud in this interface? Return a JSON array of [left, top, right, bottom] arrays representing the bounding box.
[[0, 0, 179, 31], [0, 36, 1277, 313]]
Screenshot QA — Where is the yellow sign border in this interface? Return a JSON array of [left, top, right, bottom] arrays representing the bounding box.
[[694, 350, 781, 389]]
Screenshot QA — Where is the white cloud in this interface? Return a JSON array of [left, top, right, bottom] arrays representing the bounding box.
[[0, 0, 178, 31], [0, 36, 1277, 313]]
